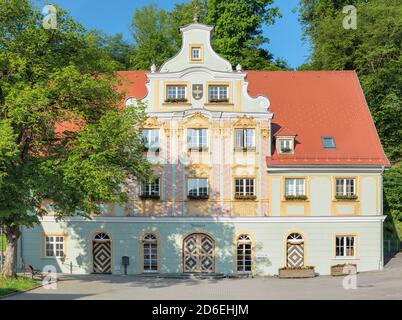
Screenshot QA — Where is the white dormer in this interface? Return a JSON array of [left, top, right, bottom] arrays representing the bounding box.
[[160, 23, 232, 73]]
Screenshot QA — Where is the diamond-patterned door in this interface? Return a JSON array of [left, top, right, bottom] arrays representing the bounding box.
[[183, 233, 215, 273], [286, 233, 304, 267], [93, 237, 112, 274]]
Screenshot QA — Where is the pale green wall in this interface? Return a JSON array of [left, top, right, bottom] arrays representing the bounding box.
[[20, 219, 382, 276]]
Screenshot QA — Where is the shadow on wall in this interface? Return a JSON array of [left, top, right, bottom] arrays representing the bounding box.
[[30, 217, 274, 278]]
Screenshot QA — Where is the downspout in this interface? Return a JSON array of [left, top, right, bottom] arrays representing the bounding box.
[[380, 165, 385, 270], [20, 226, 23, 271]]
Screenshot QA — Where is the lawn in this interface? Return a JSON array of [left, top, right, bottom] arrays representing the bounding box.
[[0, 276, 40, 297]]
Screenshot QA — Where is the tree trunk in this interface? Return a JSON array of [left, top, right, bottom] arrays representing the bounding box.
[[1, 225, 20, 277]]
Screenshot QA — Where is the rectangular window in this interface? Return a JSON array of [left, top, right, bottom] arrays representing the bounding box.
[[234, 129, 255, 149], [143, 241, 158, 272], [336, 235, 356, 258], [336, 178, 356, 196], [279, 139, 293, 154], [140, 178, 160, 197], [235, 178, 255, 196], [208, 85, 228, 101], [285, 178, 305, 196], [187, 129, 208, 150], [141, 129, 159, 150], [45, 236, 64, 258], [166, 85, 186, 99], [191, 47, 201, 60], [188, 178, 208, 197]]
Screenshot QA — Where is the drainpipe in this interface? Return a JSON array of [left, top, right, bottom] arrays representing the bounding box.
[[20, 226, 23, 272], [380, 165, 385, 270]]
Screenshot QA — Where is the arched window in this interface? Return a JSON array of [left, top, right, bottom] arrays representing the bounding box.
[[143, 234, 158, 272], [94, 233, 110, 241], [237, 235, 252, 273]]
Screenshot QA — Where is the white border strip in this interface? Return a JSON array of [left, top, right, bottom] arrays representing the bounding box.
[[41, 215, 386, 223]]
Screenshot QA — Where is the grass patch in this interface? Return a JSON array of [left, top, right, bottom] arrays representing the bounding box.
[[0, 276, 40, 297]]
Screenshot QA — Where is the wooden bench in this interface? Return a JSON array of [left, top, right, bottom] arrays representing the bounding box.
[[22, 261, 43, 280]]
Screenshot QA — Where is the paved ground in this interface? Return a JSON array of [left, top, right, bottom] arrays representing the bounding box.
[[5, 253, 402, 300]]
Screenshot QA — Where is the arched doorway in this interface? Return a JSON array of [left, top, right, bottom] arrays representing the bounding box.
[[286, 233, 304, 267], [92, 232, 112, 274], [183, 233, 215, 273]]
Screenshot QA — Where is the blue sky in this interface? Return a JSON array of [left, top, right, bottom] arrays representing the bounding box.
[[34, 0, 311, 68]]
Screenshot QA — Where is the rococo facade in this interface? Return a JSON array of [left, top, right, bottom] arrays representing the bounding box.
[[19, 21, 389, 276]]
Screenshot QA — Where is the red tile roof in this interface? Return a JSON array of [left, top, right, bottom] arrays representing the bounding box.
[[273, 126, 297, 137], [115, 71, 148, 105], [116, 70, 389, 167]]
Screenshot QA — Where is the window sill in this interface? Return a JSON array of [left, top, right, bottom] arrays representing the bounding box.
[[333, 198, 359, 202], [187, 149, 209, 153], [234, 197, 257, 201], [333, 257, 359, 260], [187, 196, 210, 200], [162, 102, 192, 106], [282, 199, 309, 203], [204, 103, 234, 106], [234, 148, 256, 153], [139, 196, 161, 200]]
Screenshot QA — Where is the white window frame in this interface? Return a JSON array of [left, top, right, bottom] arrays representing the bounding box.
[[285, 178, 305, 196], [187, 178, 209, 197], [45, 235, 65, 258], [141, 129, 159, 150], [143, 234, 158, 272], [237, 235, 252, 273], [235, 178, 255, 196], [140, 178, 160, 197], [234, 128, 255, 149], [336, 178, 356, 196], [335, 235, 356, 258], [208, 85, 228, 100], [279, 139, 293, 154], [166, 85, 186, 99], [187, 128, 208, 150]]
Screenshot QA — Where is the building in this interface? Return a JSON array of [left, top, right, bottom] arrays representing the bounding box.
[[19, 22, 389, 276]]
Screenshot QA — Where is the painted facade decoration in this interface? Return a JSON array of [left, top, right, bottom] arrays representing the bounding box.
[[20, 22, 389, 276]]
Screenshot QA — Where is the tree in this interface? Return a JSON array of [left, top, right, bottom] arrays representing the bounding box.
[[87, 30, 134, 70], [204, 0, 282, 69], [129, 0, 284, 70], [298, 0, 402, 237], [130, 4, 179, 70], [0, 0, 151, 276]]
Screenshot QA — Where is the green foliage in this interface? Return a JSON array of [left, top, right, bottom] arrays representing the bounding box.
[[130, 4, 179, 70], [129, 0, 284, 70], [204, 0, 282, 69], [0, 276, 39, 297], [383, 164, 402, 239], [0, 0, 151, 229], [298, 0, 402, 238]]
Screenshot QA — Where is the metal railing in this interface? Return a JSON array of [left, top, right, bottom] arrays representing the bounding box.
[[384, 239, 401, 255]]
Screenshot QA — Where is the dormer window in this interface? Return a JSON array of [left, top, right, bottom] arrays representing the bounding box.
[[190, 45, 203, 62], [279, 139, 293, 154], [322, 136, 336, 149]]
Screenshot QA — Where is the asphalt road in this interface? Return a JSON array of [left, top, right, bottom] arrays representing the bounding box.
[[4, 253, 402, 300]]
